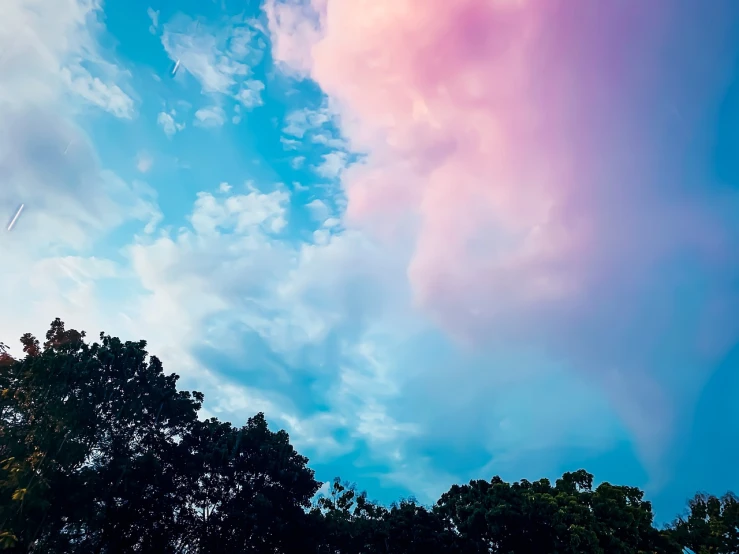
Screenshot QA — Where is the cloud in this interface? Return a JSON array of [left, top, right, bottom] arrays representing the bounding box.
[[265, 0, 739, 477], [283, 105, 333, 138], [1, 172, 350, 460], [281, 137, 302, 150], [116, 184, 418, 459], [147, 7, 159, 35], [187, 188, 289, 235], [0, 0, 159, 355], [314, 151, 348, 179], [61, 67, 135, 119], [0, 0, 421, 497], [1, 0, 135, 119], [157, 110, 186, 137], [305, 199, 330, 221], [194, 106, 226, 128], [290, 155, 306, 169], [279, 105, 348, 172], [0, 91, 157, 259], [263, 0, 323, 77], [160, 13, 266, 109], [236, 80, 266, 108], [136, 152, 153, 173]]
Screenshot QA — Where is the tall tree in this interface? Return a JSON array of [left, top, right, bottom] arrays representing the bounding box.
[[434, 470, 680, 554], [181, 414, 320, 553], [0, 319, 204, 552], [667, 492, 739, 554], [0, 319, 319, 553]]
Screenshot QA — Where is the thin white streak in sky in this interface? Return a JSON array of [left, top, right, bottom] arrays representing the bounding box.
[[7, 204, 24, 231]]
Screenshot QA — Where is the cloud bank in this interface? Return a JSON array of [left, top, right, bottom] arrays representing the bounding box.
[[265, 0, 739, 470]]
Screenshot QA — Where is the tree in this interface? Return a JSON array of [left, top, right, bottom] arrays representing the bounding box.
[[434, 470, 680, 553], [312, 478, 381, 552], [0, 319, 205, 552], [181, 415, 320, 553], [0, 319, 319, 553], [667, 492, 739, 554], [0, 318, 734, 554]]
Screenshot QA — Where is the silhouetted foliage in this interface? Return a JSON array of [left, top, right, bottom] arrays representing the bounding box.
[[0, 319, 732, 552], [666, 492, 739, 553]]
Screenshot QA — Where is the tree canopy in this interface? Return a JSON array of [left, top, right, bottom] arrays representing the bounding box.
[[0, 319, 733, 553]]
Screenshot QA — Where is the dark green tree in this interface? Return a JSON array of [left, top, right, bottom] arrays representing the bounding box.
[[313, 478, 381, 552], [0, 319, 204, 552], [433, 470, 680, 554], [182, 414, 320, 553], [667, 492, 739, 554], [0, 318, 734, 554], [0, 319, 319, 553]]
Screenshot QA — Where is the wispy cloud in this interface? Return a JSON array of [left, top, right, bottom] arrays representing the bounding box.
[[314, 151, 348, 179], [159, 13, 267, 110], [1, 0, 135, 118], [283, 105, 333, 139], [136, 152, 153, 173], [147, 7, 159, 35], [157, 110, 186, 137], [194, 106, 226, 128]]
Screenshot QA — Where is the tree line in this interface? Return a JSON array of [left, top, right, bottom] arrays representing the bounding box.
[[0, 319, 736, 553]]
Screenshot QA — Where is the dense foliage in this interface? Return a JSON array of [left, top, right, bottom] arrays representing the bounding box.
[[0, 320, 734, 553]]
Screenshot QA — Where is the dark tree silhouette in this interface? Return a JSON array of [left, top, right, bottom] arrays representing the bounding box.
[[666, 492, 739, 554], [0, 319, 318, 553], [0, 319, 732, 553]]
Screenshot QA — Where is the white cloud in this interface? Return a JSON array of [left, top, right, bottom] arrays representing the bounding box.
[[314, 151, 348, 179], [262, 0, 322, 78], [306, 199, 330, 221], [0, 108, 161, 254], [283, 105, 333, 138], [97, 181, 423, 465], [311, 130, 346, 149], [0, 0, 161, 379], [147, 7, 159, 34], [136, 152, 153, 173], [232, 104, 242, 124], [1, 0, 136, 119], [281, 137, 302, 150], [194, 106, 226, 128], [188, 189, 289, 235], [236, 80, 265, 108], [157, 110, 185, 137], [280, 105, 348, 161], [290, 155, 306, 169], [160, 14, 266, 109], [354, 401, 420, 445], [61, 67, 135, 119]]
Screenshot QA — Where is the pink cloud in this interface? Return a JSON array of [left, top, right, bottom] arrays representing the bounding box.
[[268, 0, 668, 310], [265, 0, 739, 464]]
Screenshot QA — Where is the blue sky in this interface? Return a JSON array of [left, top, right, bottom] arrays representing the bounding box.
[[2, 0, 739, 524]]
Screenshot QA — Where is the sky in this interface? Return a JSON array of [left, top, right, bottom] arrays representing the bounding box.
[[1, 0, 739, 523]]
